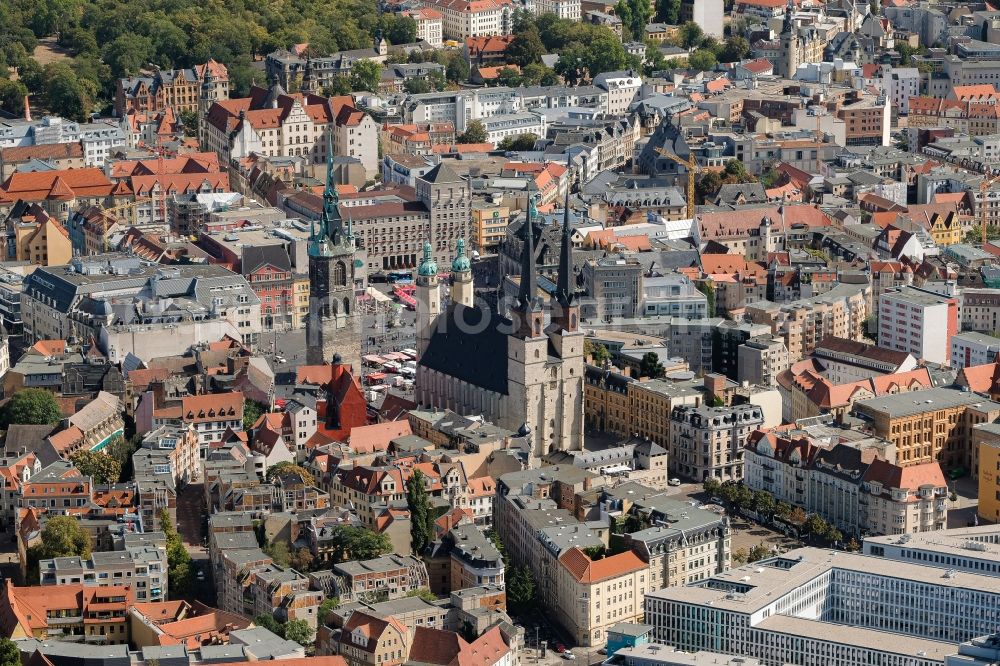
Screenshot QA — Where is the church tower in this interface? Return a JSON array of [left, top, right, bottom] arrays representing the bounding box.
[[305, 136, 361, 370], [507, 195, 553, 457], [450, 238, 473, 307], [198, 69, 218, 151], [415, 241, 440, 360], [781, 0, 799, 78], [547, 187, 585, 453]]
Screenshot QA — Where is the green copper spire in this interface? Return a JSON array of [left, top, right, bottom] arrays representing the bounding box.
[[418, 241, 438, 277], [451, 238, 470, 273], [310, 133, 340, 257]]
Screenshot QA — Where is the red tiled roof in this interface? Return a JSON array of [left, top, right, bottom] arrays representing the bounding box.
[[558, 547, 645, 583]]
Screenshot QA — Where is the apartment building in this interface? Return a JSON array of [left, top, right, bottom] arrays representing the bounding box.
[[853, 387, 1000, 468], [593, 71, 643, 117], [976, 429, 1000, 523], [116, 60, 229, 115], [0, 582, 135, 644], [645, 548, 1000, 666], [552, 548, 649, 647], [669, 404, 764, 482], [745, 283, 871, 361], [878, 286, 958, 365], [21, 256, 262, 349], [737, 336, 789, 389], [960, 288, 1000, 333], [951, 331, 1000, 370], [811, 337, 918, 384], [321, 555, 429, 603], [746, 432, 948, 537], [249, 566, 322, 628], [18, 461, 92, 513], [151, 392, 245, 459], [38, 544, 168, 603], [400, 8, 444, 47], [422, 0, 520, 40]]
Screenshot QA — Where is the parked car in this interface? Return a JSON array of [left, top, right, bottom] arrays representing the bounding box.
[[562, 652, 576, 660], [668, 478, 681, 486]]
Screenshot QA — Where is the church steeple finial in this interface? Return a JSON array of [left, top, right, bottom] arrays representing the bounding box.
[[518, 194, 540, 311]]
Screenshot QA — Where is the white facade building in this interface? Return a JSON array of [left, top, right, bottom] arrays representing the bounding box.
[[883, 67, 920, 115], [878, 286, 955, 364], [950, 331, 1000, 369], [534, 0, 581, 20], [645, 548, 1000, 666], [593, 71, 643, 116], [479, 112, 546, 145]]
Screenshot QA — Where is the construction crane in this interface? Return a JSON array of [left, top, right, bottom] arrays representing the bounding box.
[[94, 197, 155, 252], [654, 146, 699, 220], [981, 173, 1000, 247]]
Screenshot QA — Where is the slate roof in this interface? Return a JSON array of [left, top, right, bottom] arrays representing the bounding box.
[[420, 303, 511, 395], [241, 244, 291, 274]]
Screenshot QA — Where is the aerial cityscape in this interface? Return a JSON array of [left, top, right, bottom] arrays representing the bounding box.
[[0, 0, 999, 665]]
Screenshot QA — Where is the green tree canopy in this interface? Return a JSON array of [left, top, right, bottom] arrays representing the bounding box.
[[506, 25, 546, 67], [498, 133, 539, 151], [2, 388, 61, 427], [0, 636, 21, 666], [266, 462, 316, 486], [283, 619, 314, 646], [327, 525, 392, 563], [639, 352, 665, 378], [0, 78, 28, 116], [407, 469, 435, 555], [688, 48, 718, 72], [71, 450, 122, 484], [457, 120, 488, 144], [244, 399, 268, 431], [506, 565, 536, 616], [446, 53, 470, 83], [349, 59, 382, 93], [39, 515, 92, 559]]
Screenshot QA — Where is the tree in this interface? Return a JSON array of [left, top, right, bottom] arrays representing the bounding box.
[[39, 515, 92, 558], [680, 22, 704, 48], [178, 109, 198, 137], [349, 59, 382, 93], [266, 541, 292, 567], [405, 77, 430, 94], [160, 509, 195, 598], [0, 78, 28, 116], [283, 619, 315, 646], [244, 399, 268, 431], [731, 483, 753, 509], [619, 0, 652, 43], [697, 281, 715, 316], [522, 62, 559, 86], [405, 588, 438, 601], [748, 543, 771, 562], [776, 501, 793, 518], [731, 547, 749, 566], [254, 613, 285, 636], [555, 44, 588, 85], [407, 469, 435, 555], [0, 637, 19, 666], [718, 36, 750, 62], [102, 33, 154, 78], [382, 15, 417, 45], [266, 462, 316, 486], [427, 69, 447, 91], [639, 351, 665, 378], [506, 25, 546, 66], [845, 537, 861, 552], [688, 48, 718, 72], [803, 514, 829, 539], [723, 158, 754, 183], [696, 170, 723, 203], [582, 545, 606, 560], [506, 565, 536, 615], [498, 133, 538, 151], [446, 53, 470, 83], [43, 62, 91, 122], [71, 450, 122, 484], [327, 526, 392, 563], [703, 477, 722, 497], [291, 547, 315, 571], [322, 77, 353, 96], [657, 0, 682, 24], [788, 507, 807, 524], [457, 120, 488, 144], [495, 66, 522, 87], [584, 35, 627, 78], [752, 490, 776, 517], [585, 339, 611, 366], [2, 388, 61, 427], [319, 597, 340, 621], [827, 528, 843, 545]]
